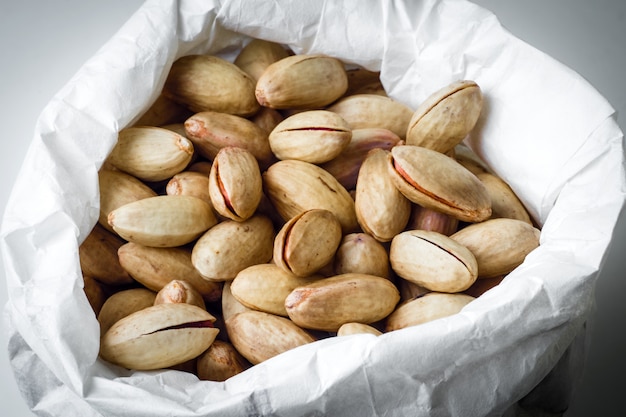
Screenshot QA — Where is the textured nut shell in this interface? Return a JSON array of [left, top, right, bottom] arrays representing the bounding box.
[[256, 54, 348, 109], [230, 264, 318, 317], [450, 218, 541, 278], [273, 209, 343, 277], [477, 172, 532, 225], [163, 54, 259, 116], [406, 80, 483, 154], [285, 273, 400, 332], [333, 233, 390, 279], [222, 281, 251, 322], [208, 147, 262, 221], [117, 243, 222, 303], [154, 279, 206, 310], [234, 39, 291, 81], [390, 229, 478, 293], [388, 145, 491, 222], [406, 205, 459, 236], [326, 94, 413, 139], [97, 288, 157, 336], [191, 215, 275, 281], [263, 160, 358, 233], [268, 110, 352, 164], [106, 126, 194, 182], [226, 310, 316, 365], [337, 322, 382, 337], [166, 171, 213, 207], [79, 224, 133, 286], [108, 195, 217, 247], [98, 169, 157, 233], [100, 303, 218, 370], [355, 149, 411, 242], [386, 292, 475, 331], [197, 340, 250, 382]]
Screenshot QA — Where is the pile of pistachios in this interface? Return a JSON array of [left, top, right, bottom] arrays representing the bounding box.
[[80, 38, 540, 380]]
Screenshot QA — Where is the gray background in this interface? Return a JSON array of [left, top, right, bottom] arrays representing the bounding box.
[[0, 0, 624, 416]]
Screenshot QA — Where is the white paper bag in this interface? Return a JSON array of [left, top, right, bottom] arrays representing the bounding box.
[[2, 0, 624, 415]]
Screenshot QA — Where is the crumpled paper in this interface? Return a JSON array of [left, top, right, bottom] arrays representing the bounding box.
[[2, 0, 624, 415]]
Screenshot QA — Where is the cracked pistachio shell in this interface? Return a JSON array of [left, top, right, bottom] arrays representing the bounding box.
[[191, 215, 275, 281], [226, 310, 316, 365], [208, 147, 262, 221], [385, 292, 475, 332], [255, 54, 348, 109], [273, 209, 343, 277], [450, 218, 541, 278], [230, 264, 319, 317], [106, 126, 194, 182], [333, 233, 390, 279], [108, 195, 217, 247], [100, 303, 219, 371], [390, 229, 478, 293], [476, 172, 533, 225], [263, 160, 358, 233], [162, 54, 259, 116], [355, 148, 411, 242], [406, 80, 483, 154], [388, 145, 491, 222], [285, 273, 400, 332], [269, 110, 352, 164]]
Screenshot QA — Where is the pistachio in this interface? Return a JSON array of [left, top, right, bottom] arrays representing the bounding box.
[[476, 172, 533, 225], [97, 288, 157, 336], [196, 340, 251, 382], [256, 54, 348, 109], [234, 39, 291, 82], [387, 145, 491, 222], [249, 106, 284, 134], [390, 229, 478, 293], [134, 94, 193, 127], [406, 205, 459, 236], [268, 110, 352, 164], [222, 281, 251, 323], [337, 322, 383, 337], [154, 279, 206, 310], [398, 279, 431, 302], [100, 303, 219, 371], [79, 223, 134, 286], [166, 170, 213, 208], [406, 80, 483, 154], [273, 209, 343, 277], [385, 292, 475, 332], [333, 233, 391, 279]]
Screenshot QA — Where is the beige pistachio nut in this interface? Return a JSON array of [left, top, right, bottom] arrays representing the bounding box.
[[476, 172, 532, 225], [184, 111, 275, 169], [234, 39, 291, 82], [98, 169, 157, 233], [326, 94, 413, 140], [186, 160, 213, 176], [222, 281, 251, 323], [263, 159, 358, 233], [284, 273, 400, 332], [79, 223, 134, 286], [344, 67, 382, 96], [230, 263, 319, 317], [406, 80, 483, 154], [97, 288, 157, 336], [333, 232, 390, 279], [450, 218, 541, 278], [108, 195, 217, 247], [249, 106, 284, 134], [196, 340, 251, 382], [273, 209, 343, 277], [387, 145, 491, 222], [100, 303, 219, 371], [133, 94, 193, 127], [83, 275, 106, 316], [406, 205, 459, 236], [106, 126, 194, 182], [319, 128, 403, 191], [208, 147, 262, 222], [191, 215, 275, 281], [162, 54, 259, 116], [154, 279, 206, 310], [453, 143, 491, 176], [255, 54, 348, 109], [268, 110, 352, 164], [390, 229, 478, 293], [337, 322, 383, 337], [226, 310, 316, 365], [355, 148, 411, 242], [385, 292, 475, 332], [166, 170, 213, 207], [117, 243, 222, 303]]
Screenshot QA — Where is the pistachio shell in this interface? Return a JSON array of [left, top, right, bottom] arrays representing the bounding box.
[[385, 292, 475, 331], [337, 322, 383, 337], [390, 229, 478, 293], [97, 288, 157, 336], [388, 145, 491, 222], [285, 273, 400, 332], [234, 39, 291, 81], [476, 172, 533, 225], [222, 281, 251, 322], [106, 126, 194, 182], [100, 303, 219, 370], [226, 310, 316, 365], [333, 233, 390, 279], [108, 195, 217, 247], [406, 205, 459, 236], [256, 54, 348, 109], [273, 209, 343, 277], [269, 110, 352, 163], [208, 147, 262, 221], [249, 107, 284, 134], [154, 279, 206, 310], [196, 340, 251, 382], [166, 170, 213, 207], [163, 54, 259, 116], [79, 224, 134, 286], [450, 218, 541, 278], [134, 94, 193, 127], [406, 80, 483, 154]]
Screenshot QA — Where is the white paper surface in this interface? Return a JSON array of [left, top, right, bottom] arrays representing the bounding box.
[[2, 0, 624, 416]]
